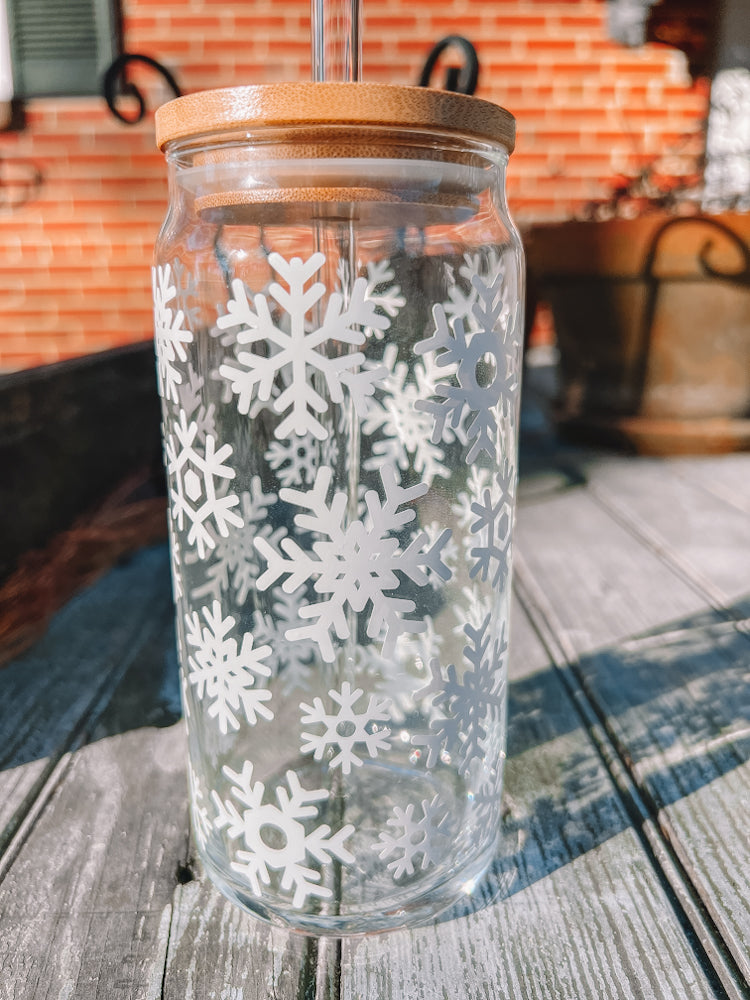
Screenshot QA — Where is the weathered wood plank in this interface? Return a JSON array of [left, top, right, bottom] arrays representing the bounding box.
[[513, 458, 750, 989], [0, 545, 191, 1000], [334, 601, 724, 1000], [581, 455, 750, 608], [0, 545, 174, 856]]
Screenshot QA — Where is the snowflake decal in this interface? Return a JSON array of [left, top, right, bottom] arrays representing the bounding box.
[[363, 344, 449, 487], [412, 613, 508, 776], [253, 589, 317, 693], [415, 272, 519, 463], [152, 263, 193, 404], [361, 259, 406, 340], [266, 432, 339, 488], [255, 464, 453, 663], [212, 762, 355, 909], [300, 681, 391, 774], [372, 794, 450, 879], [189, 477, 280, 605], [468, 459, 515, 587], [443, 251, 503, 333], [176, 363, 217, 446], [217, 252, 389, 441], [184, 600, 273, 734], [165, 409, 243, 559]]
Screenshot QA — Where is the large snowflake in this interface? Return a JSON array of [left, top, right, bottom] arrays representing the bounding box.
[[371, 794, 450, 879], [412, 613, 507, 776], [415, 272, 519, 463], [362, 344, 449, 487], [254, 464, 453, 663], [184, 600, 273, 734], [300, 681, 391, 774], [152, 263, 193, 404], [253, 589, 317, 693], [165, 409, 243, 559], [189, 477, 280, 605], [212, 761, 355, 908], [217, 252, 389, 441]]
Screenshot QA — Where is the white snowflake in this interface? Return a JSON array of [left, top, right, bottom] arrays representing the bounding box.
[[217, 252, 389, 441], [176, 363, 217, 445], [371, 794, 450, 879], [469, 482, 512, 588], [415, 272, 519, 463], [253, 589, 317, 693], [300, 681, 391, 775], [363, 343, 449, 487], [189, 477, 280, 605], [165, 409, 243, 559], [212, 761, 355, 909], [451, 462, 514, 587], [361, 258, 406, 340], [184, 600, 273, 735], [188, 762, 212, 851], [254, 464, 453, 663], [152, 263, 193, 404], [412, 613, 507, 776], [266, 432, 339, 488], [443, 251, 503, 333]]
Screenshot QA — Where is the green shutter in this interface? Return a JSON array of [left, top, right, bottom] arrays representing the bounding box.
[[7, 0, 119, 98]]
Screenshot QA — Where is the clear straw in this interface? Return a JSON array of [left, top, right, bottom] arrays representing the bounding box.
[[311, 0, 362, 82]]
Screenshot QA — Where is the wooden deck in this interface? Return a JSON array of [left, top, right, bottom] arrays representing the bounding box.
[[2, 430, 749, 998]]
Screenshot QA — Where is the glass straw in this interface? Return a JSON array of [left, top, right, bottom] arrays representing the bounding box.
[[311, 0, 362, 82]]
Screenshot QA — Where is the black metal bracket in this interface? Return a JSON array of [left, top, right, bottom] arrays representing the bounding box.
[[418, 36, 479, 96], [103, 53, 181, 125]]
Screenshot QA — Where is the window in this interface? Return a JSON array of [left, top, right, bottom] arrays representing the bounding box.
[[6, 0, 119, 98]]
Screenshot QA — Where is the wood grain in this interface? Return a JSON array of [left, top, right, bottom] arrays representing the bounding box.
[[514, 453, 750, 991]]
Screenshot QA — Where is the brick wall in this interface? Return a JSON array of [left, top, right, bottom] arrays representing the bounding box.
[[0, 0, 708, 372]]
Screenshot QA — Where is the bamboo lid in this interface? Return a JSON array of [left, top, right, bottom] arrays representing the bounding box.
[[155, 82, 515, 153]]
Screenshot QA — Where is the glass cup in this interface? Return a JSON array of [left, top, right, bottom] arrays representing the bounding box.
[[152, 82, 523, 935]]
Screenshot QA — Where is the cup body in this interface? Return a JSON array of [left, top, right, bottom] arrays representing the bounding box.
[[153, 91, 523, 934]]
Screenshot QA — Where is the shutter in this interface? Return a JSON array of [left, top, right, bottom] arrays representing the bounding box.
[[7, 0, 118, 98]]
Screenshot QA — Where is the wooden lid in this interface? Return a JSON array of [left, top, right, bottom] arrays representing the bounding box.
[[155, 82, 515, 153]]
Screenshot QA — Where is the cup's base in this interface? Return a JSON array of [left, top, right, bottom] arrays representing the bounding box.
[[202, 838, 498, 936]]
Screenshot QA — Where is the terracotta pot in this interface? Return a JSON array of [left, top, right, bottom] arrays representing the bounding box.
[[526, 212, 750, 454]]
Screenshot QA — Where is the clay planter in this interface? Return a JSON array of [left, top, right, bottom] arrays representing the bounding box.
[[526, 212, 750, 454]]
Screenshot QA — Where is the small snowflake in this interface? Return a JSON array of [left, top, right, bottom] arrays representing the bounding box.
[[363, 343, 449, 487], [189, 477, 280, 605], [176, 363, 217, 445], [415, 272, 519, 463], [300, 681, 391, 774], [165, 409, 243, 559], [255, 464, 453, 662], [253, 589, 317, 693], [212, 761, 355, 909], [412, 613, 508, 776], [372, 795, 451, 879], [361, 259, 406, 339], [266, 432, 339, 488], [217, 252, 389, 441], [185, 600, 273, 734], [188, 762, 212, 851], [152, 263, 193, 404]]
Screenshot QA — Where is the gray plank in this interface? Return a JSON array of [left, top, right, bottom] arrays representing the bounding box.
[[581, 454, 750, 608], [0, 545, 174, 855], [0, 545, 192, 1000], [335, 601, 722, 1000], [513, 459, 750, 988]]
